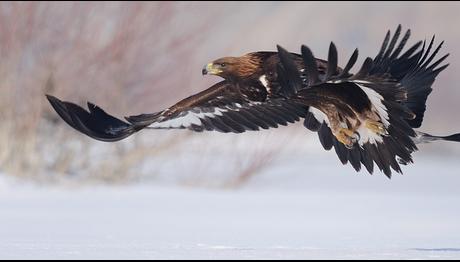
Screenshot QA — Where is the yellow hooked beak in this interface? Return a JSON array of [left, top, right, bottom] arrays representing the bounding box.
[[202, 63, 222, 75]]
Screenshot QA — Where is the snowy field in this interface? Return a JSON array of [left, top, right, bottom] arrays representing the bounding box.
[[1, 145, 460, 259]]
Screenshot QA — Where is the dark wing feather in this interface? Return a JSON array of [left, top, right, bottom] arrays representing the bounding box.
[[367, 25, 449, 128], [276, 45, 302, 96], [351, 57, 374, 80], [337, 48, 359, 78], [46, 95, 138, 142], [301, 45, 321, 86], [317, 123, 334, 151], [126, 81, 308, 133], [325, 42, 338, 80], [303, 110, 321, 131], [400, 39, 449, 128]]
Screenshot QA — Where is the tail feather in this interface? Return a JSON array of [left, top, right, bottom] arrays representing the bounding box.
[[46, 95, 141, 142], [442, 133, 460, 142], [414, 131, 460, 144]]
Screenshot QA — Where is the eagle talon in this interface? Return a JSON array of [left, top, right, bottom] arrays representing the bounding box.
[[365, 120, 385, 134], [336, 128, 357, 148], [351, 132, 360, 143]]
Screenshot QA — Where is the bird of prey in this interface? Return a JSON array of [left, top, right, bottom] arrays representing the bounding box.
[[47, 25, 460, 178]]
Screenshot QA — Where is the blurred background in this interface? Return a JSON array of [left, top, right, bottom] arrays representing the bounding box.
[[1, 2, 460, 259]]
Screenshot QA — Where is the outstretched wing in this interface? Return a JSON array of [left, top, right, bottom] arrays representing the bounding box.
[[47, 80, 308, 142], [125, 81, 308, 133], [277, 25, 448, 178], [369, 25, 449, 128]]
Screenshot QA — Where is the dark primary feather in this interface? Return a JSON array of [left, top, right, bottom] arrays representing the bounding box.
[[351, 57, 374, 80], [317, 123, 334, 151], [374, 29, 391, 65], [382, 25, 402, 63], [325, 42, 338, 80], [301, 45, 321, 86], [46, 95, 139, 142], [303, 110, 321, 131], [276, 45, 302, 96], [338, 48, 359, 78]]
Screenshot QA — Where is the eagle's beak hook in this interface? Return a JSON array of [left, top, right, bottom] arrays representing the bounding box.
[[202, 65, 208, 75], [202, 63, 221, 76]]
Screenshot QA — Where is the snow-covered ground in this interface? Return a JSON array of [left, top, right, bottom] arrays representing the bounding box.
[[1, 185, 459, 259], [1, 147, 460, 259]]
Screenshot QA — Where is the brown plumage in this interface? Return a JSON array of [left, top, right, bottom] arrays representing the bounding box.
[[209, 53, 266, 79], [47, 25, 460, 178]]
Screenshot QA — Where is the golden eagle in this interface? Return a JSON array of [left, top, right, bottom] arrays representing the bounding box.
[[47, 25, 459, 178]]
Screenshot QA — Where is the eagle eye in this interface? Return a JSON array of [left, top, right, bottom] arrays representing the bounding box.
[[220, 63, 226, 67]]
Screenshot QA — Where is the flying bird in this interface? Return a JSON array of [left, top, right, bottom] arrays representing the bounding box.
[[47, 25, 460, 178]]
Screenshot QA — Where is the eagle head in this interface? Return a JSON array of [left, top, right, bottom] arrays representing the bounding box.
[[202, 53, 264, 82]]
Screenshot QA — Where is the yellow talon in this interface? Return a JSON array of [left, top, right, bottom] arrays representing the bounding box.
[[340, 128, 355, 137], [365, 120, 385, 134], [336, 128, 355, 148]]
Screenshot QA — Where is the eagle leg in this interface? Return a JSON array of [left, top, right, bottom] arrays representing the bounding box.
[[336, 128, 360, 149], [365, 119, 386, 134]]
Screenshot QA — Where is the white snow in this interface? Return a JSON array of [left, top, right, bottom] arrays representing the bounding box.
[[1, 151, 460, 259]]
